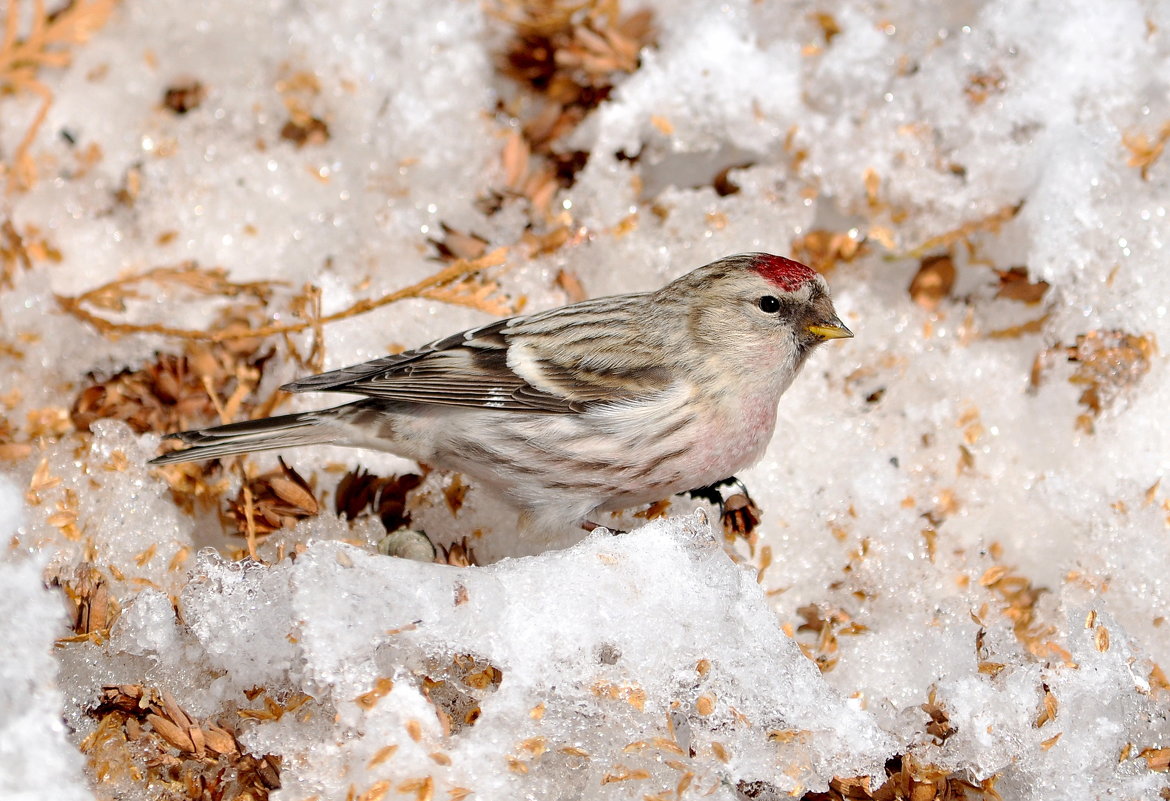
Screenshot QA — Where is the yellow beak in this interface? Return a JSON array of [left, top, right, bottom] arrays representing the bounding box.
[[806, 321, 854, 341]]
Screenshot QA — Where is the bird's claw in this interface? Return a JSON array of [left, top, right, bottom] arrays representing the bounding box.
[[681, 476, 761, 540]]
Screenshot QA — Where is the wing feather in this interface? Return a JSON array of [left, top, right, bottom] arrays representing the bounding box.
[[280, 293, 669, 413]]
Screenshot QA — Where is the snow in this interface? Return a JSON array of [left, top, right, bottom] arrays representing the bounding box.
[[0, 476, 91, 801], [2, 0, 1170, 798]]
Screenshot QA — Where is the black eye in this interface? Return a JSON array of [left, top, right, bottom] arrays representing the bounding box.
[[757, 295, 781, 313]]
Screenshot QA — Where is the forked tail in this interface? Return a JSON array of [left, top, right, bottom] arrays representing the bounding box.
[[149, 409, 338, 465]]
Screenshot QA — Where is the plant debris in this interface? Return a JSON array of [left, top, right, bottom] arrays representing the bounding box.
[[1, 217, 61, 288], [228, 458, 320, 538], [163, 79, 207, 115], [921, 690, 957, 745], [280, 115, 330, 148], [1123, 120, 1170, 181], [421, 653, 504, 735], [275, 68, 331, 148], [909, 253, 956, 310], [57, 250, 510, 343], [793, 603, 868, 673], [429, 222, 490, 263], [791, 229, 868, 275], [1030, 330, 1157, 433], [995, 267, 1049, 304], [84, 684, 282, 801], [964, 67, 1007, 106], [336, 467, 424, 532], [905, 202, 1023, 259], [443, 474, 469, 515], [801, 754, 1002, 801], [497, 0, 652, 129], [491, 0, 655, 219], [71, 342, 274, 438], [438, 536, 478, 567], [971, 552, 1055, 659], [1065, 330, 1156, 432], [54, 563, 119, 639], [0, 0, 118, 190]]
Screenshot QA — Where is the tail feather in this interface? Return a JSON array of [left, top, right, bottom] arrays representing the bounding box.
[[149, 409, 338, 465]]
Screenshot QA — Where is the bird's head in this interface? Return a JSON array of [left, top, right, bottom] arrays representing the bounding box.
[[667, 252, 852, 379]]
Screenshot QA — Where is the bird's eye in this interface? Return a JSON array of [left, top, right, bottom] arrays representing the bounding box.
[[757, 295, 781, 313]]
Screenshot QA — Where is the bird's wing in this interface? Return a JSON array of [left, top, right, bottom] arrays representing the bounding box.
[[281, 294, 672, 413]]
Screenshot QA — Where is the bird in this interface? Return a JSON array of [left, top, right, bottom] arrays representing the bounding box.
[[151, 252, 853, 533]]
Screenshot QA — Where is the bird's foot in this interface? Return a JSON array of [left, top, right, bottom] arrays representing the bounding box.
[[681, 476, 761, 540]]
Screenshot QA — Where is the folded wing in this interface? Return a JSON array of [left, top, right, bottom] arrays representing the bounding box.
[[281, 295, 671, 414]]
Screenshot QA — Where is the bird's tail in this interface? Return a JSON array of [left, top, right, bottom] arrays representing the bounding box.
[[149, 407, 343, 465]]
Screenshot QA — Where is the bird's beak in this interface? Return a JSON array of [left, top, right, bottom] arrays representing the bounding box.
[[806, 319, 854, 341]]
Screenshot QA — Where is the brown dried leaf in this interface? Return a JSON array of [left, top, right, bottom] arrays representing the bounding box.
[[335, 467, 423, 532], [810, 12, 842, 43], [163, 80, 206, 114], [429, 223, 489, 262], [281, 115, 329, 147], [444, 474, 468, 515], [1064, 330, 1156, 427], [202, 725, 237, 756], [1123, 121, 1170, 180], [995, 267, 1049, 304], [228, 459, 320, 538], [965, 68, 1007, 105], [439, 536, 478, 567], [146, 713, 195, 753], [909, 254, 956, 310], [1141, 747, 1170, 771], [269, 475, 318, 514], [0, 0, 119, 190], [555, 268, 587, 302]]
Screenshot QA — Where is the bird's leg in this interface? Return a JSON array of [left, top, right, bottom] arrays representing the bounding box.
[[681, 476, 761, 539], [681, 475, 745, 511]]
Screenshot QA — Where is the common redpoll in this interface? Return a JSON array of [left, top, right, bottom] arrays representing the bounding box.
[[151, 253, 852, 532]]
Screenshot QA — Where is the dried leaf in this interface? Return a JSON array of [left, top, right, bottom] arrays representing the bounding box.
[[1123, 121, 1170, 180], [1141, 747, 1170, 771], [555, 268, 587, 302], [439, 536, 477, 567], [227, 459, 320, 538], [429, 222, 489, 262], [163, 79, 206, 114], [0, 0, 119, 190], [443, 473, 468, 515], [1063, 329, 1156, 430], [280, 116, 329, 147], [909, 254, 956, 310], [965, 68, 1007, 105], [995, 267, 1049, 304]]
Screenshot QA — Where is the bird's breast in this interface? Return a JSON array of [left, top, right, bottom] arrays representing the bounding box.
[[692, 389, 778, 479]]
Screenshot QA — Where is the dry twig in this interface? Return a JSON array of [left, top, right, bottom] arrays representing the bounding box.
[[56, 249, 508, 342]]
